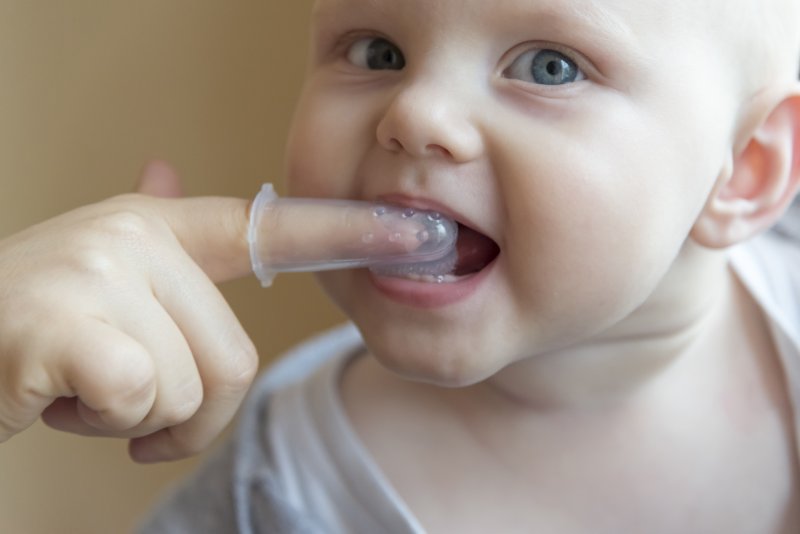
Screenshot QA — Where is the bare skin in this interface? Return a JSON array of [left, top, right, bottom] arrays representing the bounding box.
[[342, 274, 800, 534], [0, 161, 410, 462], [0, 162, 258, 462], [288, 0, 800, 529], [1, 1, 798, 531], [342, 268, 800, 533]]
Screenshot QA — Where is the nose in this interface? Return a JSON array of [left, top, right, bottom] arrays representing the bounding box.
[[376, 80, 484, 163]]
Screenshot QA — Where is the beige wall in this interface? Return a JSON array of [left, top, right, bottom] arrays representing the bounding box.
[[0, 2, 347, 532]]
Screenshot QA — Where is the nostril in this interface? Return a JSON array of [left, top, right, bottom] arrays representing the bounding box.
[[387, 137, 404, 152], [425, 144, 453, 158]]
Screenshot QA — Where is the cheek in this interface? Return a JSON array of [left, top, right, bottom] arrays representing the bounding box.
[[494, 105, 717, 333], [285, 85, 373, 198]]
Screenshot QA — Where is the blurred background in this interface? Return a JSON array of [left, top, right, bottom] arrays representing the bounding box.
[[0, 2, 347, 532]]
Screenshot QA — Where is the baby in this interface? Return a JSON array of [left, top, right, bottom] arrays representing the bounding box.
[[142, 0, 800, 531], [3, 0, 800, 532]]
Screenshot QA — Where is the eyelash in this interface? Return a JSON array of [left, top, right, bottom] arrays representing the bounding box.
[[338, 34, 589, 88]]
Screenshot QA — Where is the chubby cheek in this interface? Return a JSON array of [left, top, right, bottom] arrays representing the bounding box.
[[285, 85, 371, 199], [494, 115, 709, 342]]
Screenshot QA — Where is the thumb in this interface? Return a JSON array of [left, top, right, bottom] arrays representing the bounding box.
[[136, 160, 185, 198]]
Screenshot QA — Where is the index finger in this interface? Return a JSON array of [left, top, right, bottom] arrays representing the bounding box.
[[248, 185, 458, 286]]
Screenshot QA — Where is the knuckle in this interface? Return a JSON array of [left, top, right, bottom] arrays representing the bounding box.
[[0, 352, 51, 436], [68, 246, 121, 283], [1, 345, 42, 412], [161, 395, 202, 428], [222, 342, 259, 392], [105, 351, 157, 408], [67, 210, 161, 283], [92, 210, 154, 248]]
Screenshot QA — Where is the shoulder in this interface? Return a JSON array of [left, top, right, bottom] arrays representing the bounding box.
[[729, 230, 800, 330], [728, 223, 800, 349]]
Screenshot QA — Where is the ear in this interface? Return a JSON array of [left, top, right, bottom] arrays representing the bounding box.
[[691, 90, 800, 249]]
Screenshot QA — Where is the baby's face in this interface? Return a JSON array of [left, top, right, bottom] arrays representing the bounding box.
[[285, 0, 752, 384]]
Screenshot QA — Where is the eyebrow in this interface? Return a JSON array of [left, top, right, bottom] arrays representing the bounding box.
[[517, 0, 639, 51], [312, 0, 644, 65], [512, 0, 651, 74], [560, 1, 636, 41], [312, 0, 388, 22], [314, 0, 636, 37]]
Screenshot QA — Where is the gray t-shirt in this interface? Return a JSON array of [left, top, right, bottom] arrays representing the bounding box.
[[139, 324, 422, 534]]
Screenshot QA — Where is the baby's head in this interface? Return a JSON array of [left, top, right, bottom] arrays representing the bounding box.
[[712, 0, 799, 91], [285, 0, 800, 386]]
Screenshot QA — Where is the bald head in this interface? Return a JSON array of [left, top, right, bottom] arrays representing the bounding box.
[[718, 0, 800, 92]]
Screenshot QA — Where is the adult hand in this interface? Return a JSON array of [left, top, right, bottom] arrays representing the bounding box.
[[0, 161, 257, 463]]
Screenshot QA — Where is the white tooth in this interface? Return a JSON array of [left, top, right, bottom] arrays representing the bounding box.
[[395, 272, 460, 284]]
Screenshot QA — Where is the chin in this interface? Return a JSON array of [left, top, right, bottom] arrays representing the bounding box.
[[318, 270, 514, 387], [353, 319, 506, 388]]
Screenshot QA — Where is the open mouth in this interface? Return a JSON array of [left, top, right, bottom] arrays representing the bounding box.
[[371, 222, 500, 282], [452, 223, 500, 275]]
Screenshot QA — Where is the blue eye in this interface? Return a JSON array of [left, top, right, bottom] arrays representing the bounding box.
[[505, 49, 584, 86], [347, 37, 405, 70]]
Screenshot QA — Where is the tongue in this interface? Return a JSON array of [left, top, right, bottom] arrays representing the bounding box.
[[453, 225, 500, 276]]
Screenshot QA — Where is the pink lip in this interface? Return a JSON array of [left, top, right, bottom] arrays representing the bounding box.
[[367, 193, 497, 308], [368, 257, 497, 309]]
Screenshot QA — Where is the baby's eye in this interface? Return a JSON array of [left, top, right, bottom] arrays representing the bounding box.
[[504, 48, 584, 86], [346, 37, 406, 70]]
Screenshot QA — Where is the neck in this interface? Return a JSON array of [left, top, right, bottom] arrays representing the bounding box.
[[483, 244, 740, 411]]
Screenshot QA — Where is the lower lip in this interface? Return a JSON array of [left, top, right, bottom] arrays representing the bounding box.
[[368, 261, 496, 309]]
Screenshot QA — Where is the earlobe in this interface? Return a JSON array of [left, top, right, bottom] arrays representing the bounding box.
[[691, 90, 800, 249]]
